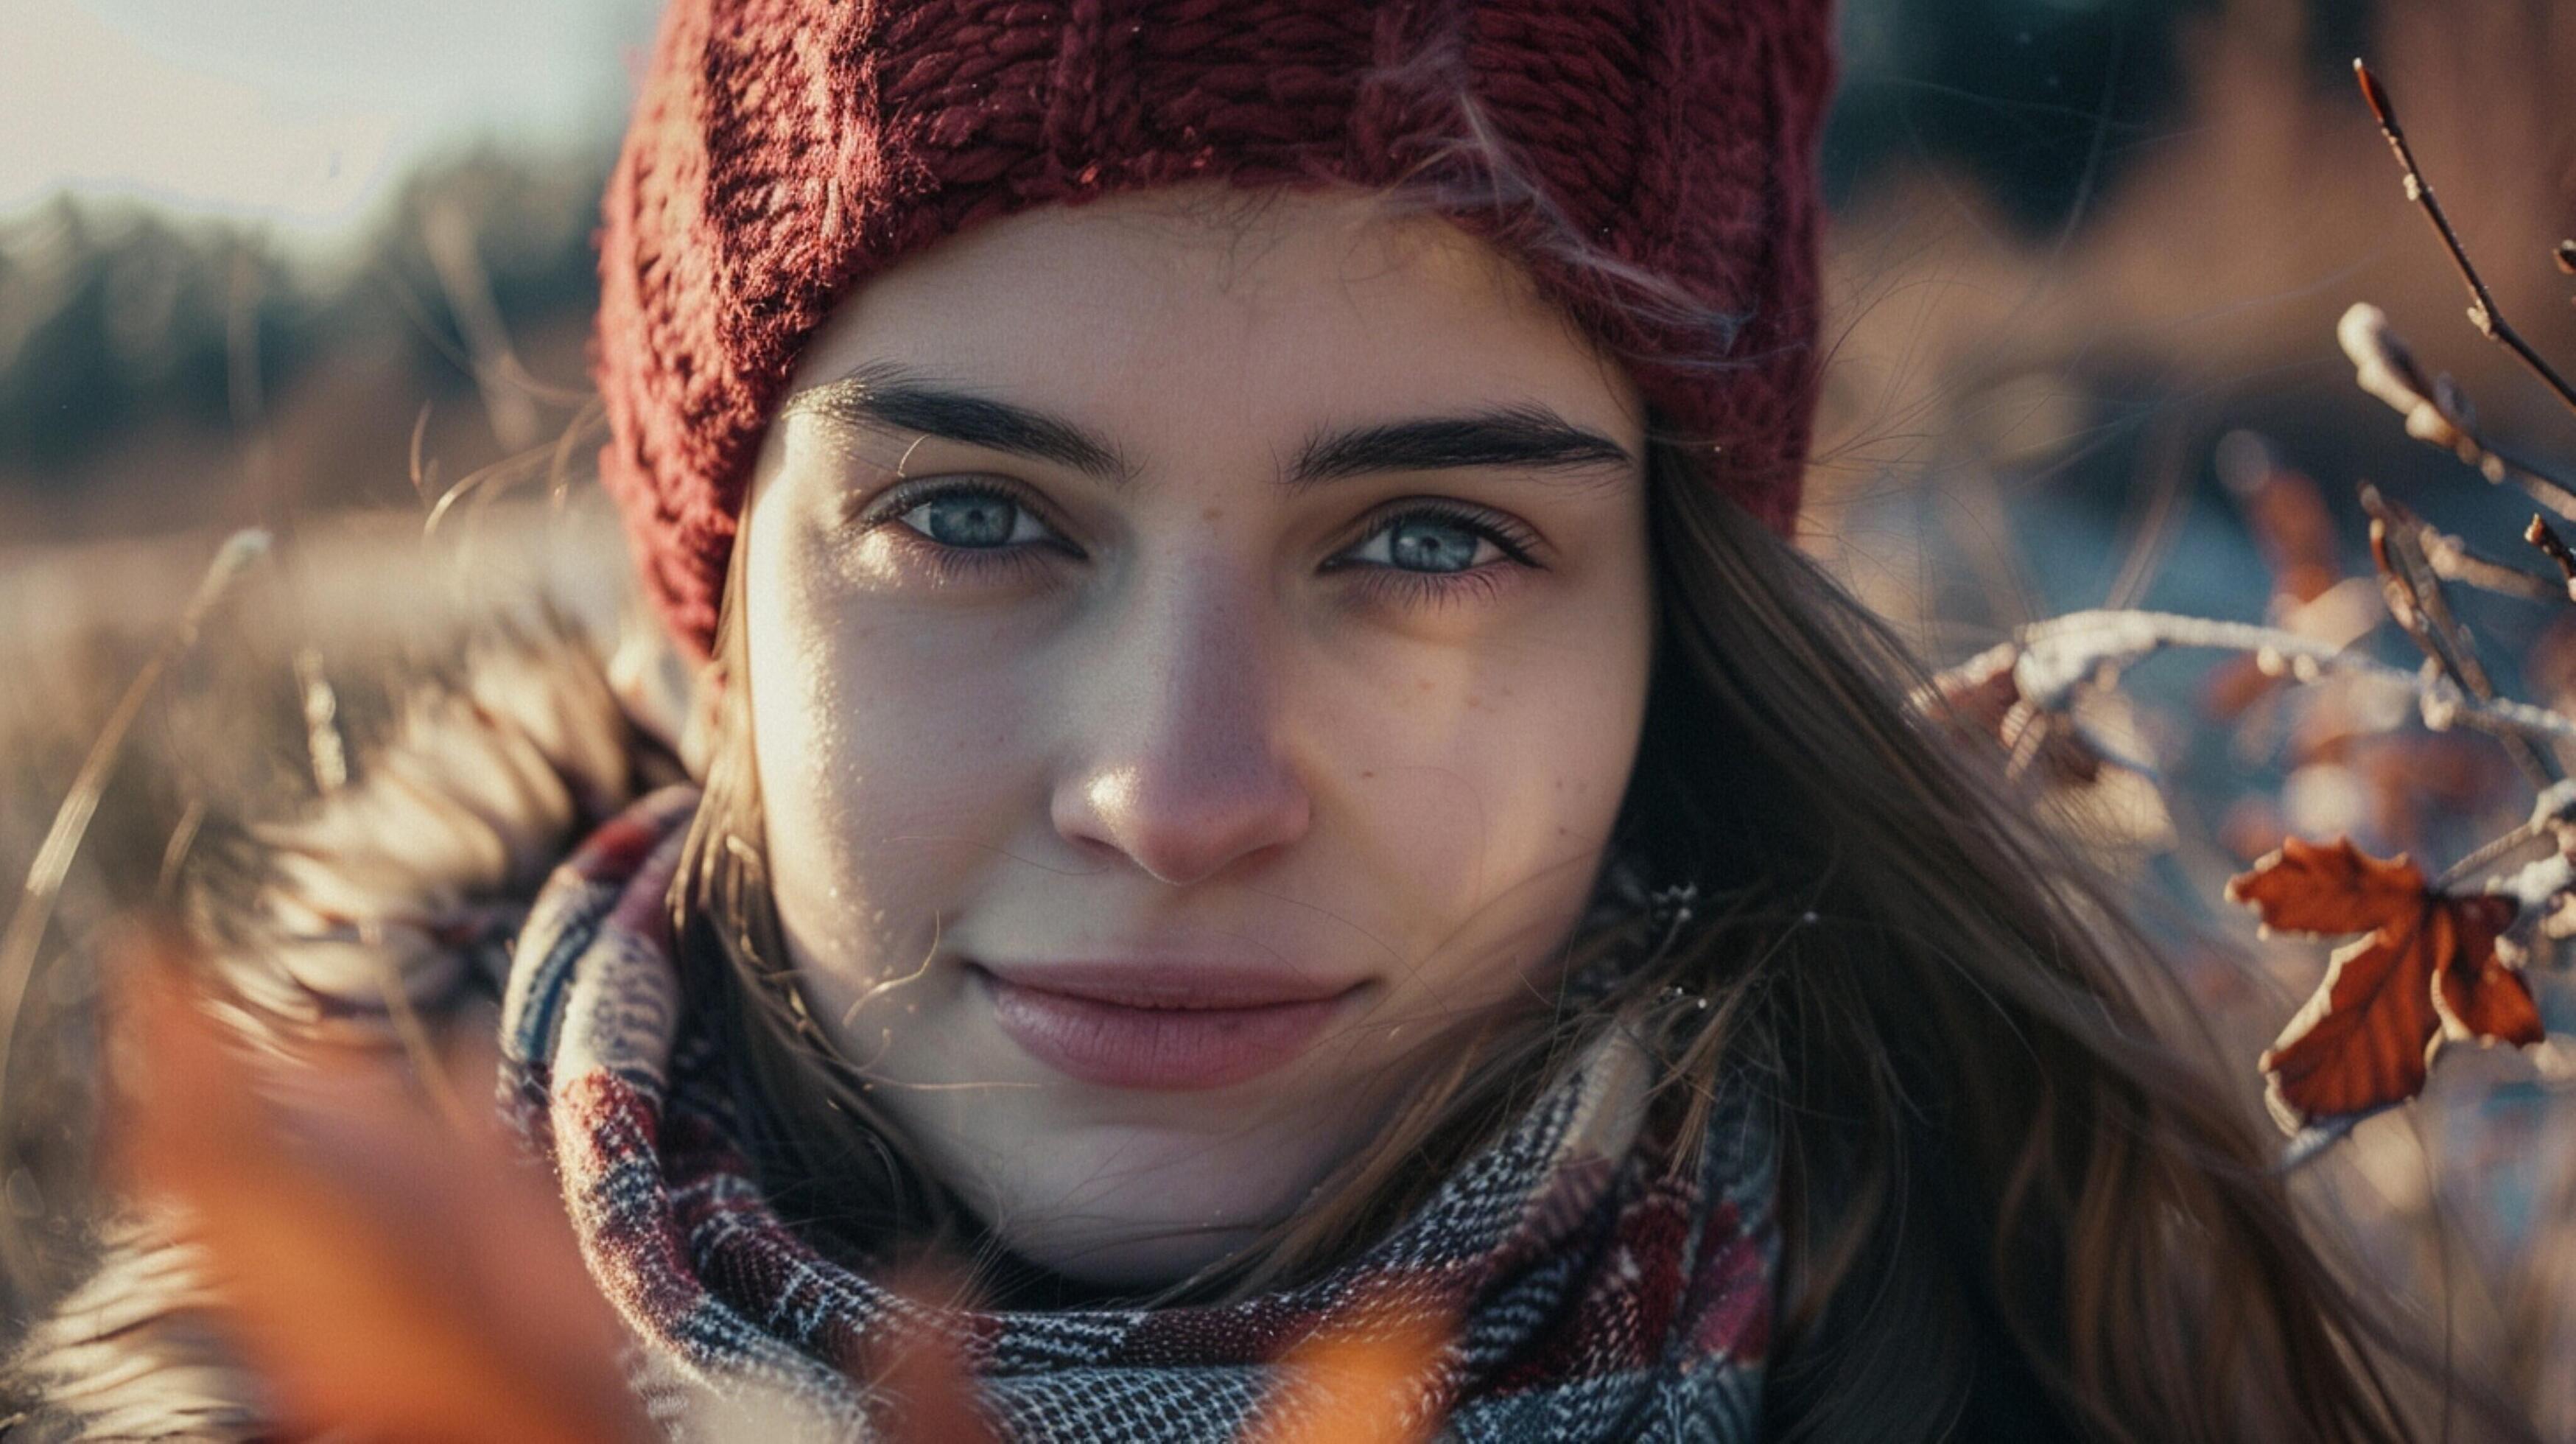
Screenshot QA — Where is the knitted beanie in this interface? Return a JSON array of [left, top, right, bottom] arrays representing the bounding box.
[[594, 0, 1839, 659]]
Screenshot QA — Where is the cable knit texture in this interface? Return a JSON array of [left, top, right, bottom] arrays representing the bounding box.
[[594, 0, 1839, 657]]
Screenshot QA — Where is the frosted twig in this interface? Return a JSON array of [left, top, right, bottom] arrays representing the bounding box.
[[2432, 780, 2576, 889], [2435, 822, 2555, 890], [1926, 609, 2576, 754], [2415, 519, 2558, 601], [2339, 303, 2576, 519], [2486, 848, 2576, 916]]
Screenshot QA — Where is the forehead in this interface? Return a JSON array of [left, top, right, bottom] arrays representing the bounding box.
[[782, 184, 1644, 455]]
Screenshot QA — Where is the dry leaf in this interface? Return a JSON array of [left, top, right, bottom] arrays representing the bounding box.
[[1243, 1284, 1451, 1444], [110, 934, 649, 1443], [2227, 838, 2544, 1129]]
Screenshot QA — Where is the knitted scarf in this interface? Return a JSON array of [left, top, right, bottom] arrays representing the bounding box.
[[499, 785, 1777, 1441]]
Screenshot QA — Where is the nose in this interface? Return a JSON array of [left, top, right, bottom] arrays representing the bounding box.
[[1050, 566, 1312, 887]]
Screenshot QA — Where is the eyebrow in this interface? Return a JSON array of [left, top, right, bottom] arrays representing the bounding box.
[[1284, 405, 1634, 486], [782, 362, 1133, 482], [781, 362, 1636, 488]]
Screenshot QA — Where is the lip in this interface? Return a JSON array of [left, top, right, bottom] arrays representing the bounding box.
[[972, 959, 1364, 1090]]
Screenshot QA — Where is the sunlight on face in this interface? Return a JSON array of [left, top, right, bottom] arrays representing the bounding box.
[[739, 184, 1654, 1287]]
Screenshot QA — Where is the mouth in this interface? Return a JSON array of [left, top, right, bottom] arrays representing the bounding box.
[[969, 959, 1367, 1091]]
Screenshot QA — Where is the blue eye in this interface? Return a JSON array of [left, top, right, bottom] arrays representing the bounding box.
[[895, 487, 1049, 548], [1382, 517, 1484, 572], [1340, 508, 1525, 575]]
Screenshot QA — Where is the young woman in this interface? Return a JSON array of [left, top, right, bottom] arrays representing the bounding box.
[[5, 1, 2519, 1440]]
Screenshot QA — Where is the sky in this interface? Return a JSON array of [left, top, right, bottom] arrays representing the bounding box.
[[0, 0, 665, 248]]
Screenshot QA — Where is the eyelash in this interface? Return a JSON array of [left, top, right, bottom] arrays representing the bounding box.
[[848, 480, 1545, 603]]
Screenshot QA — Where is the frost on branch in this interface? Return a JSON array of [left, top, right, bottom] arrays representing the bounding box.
[[2340, 303, 2477, 457], [1922, 637, 2172, 852]]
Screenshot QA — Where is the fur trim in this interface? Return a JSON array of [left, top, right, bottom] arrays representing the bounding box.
[[5, 614, 688, 1440], [196, 626, 666, 1054], [2, 1222, 257, 1442]]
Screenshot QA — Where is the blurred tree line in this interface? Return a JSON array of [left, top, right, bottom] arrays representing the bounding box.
[[0, 144, 609, 485]]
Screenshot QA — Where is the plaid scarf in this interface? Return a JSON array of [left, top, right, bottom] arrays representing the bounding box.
[[499, 785, 1776, 1441]]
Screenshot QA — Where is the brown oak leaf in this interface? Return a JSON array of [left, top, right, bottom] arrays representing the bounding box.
[[2226, 836, 2545, 1130]]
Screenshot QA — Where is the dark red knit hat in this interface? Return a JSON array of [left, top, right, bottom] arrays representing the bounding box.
[[594, 0, 1839, 659]]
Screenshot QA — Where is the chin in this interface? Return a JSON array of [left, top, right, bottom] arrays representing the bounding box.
[[943, 1114, 1354, 1292]]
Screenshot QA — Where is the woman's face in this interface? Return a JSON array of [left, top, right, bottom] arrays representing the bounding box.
[[740, 185, 1654, 1287]]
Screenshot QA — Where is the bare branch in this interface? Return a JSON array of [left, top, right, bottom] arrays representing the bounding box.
[[2354, 58, 2576, 418], [2432, 780, 2576, 889], [2368, 494, 2509, 688], [2417, 520, 2559, 601], [2363, 488, 2554, 786], [2436, 820, 2556, 890], [2527, 515, 2576, 603]]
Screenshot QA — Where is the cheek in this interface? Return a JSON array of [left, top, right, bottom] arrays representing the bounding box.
[[1340, 578, 1654, 989], [743, 525, 1045, 979]]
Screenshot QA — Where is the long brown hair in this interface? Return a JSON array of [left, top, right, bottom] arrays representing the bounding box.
[[667, 420, 2524, 1440]]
